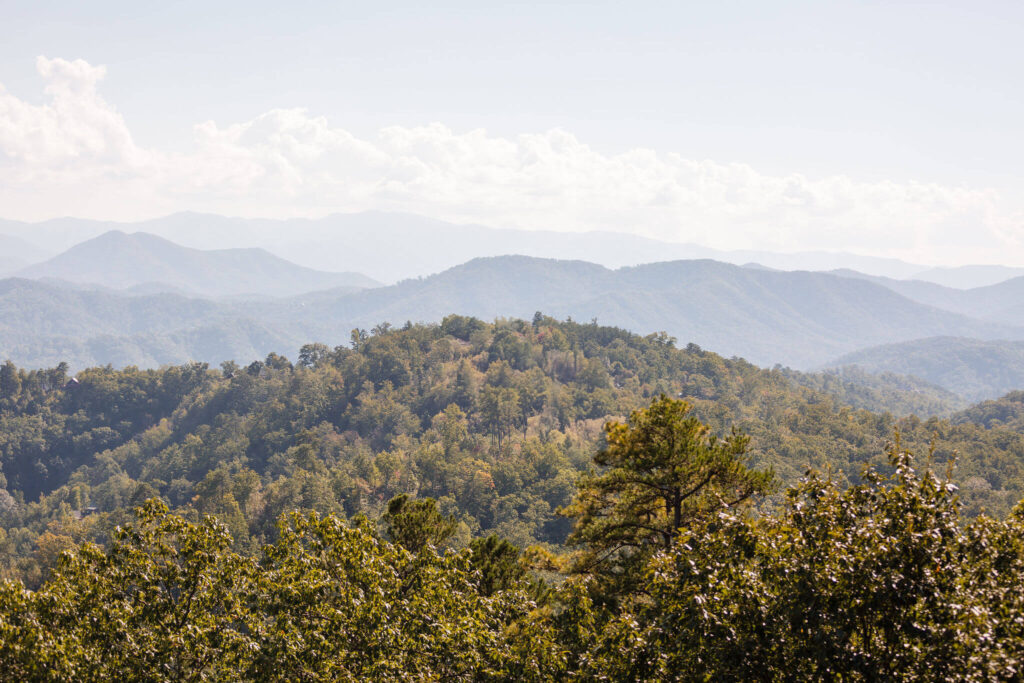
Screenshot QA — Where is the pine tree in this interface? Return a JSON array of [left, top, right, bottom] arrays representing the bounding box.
[[560, 394, 774, 597]]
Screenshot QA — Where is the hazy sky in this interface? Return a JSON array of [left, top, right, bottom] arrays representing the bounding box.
[[2, 1, 1023, 264]]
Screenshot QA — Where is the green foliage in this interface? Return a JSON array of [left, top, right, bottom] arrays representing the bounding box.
[[592, 447, 1024, 681], [954, 390, 1024, 431], [469, 534, 529, 597], [785, 364, 966, 416], [0, 499, 257, 681], [0, 501, 561, 681], [381, 493, 457, 553], [561, 395, 773, 597], [5, 454, 1024, 679]]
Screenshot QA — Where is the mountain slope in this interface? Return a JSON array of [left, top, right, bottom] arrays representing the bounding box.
[[264, 257, 1021, 368], [0, 234, 52, 275], [783, 365, 966, 417], [832, 269, 1024, 326], [0, 279, 300, 369], [17, 231, 380, 297], [910, 264, 1024, 289], [826, 337, 1024, 402]]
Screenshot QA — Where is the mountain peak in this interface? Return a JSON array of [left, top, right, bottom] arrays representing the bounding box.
[[17, 231, 380, 297]]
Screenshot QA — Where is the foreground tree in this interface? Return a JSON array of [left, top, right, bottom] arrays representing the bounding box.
[[0, 501, 563, 681], [593, 444, 1024, 681], [0, 500, 257, 681], [560, 395, 774, 597]]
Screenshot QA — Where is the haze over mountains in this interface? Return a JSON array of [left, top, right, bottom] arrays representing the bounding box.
[[0, 234, 52, 275], [0, 277, 296, 370], [266, 256, 1021, 368], [3, 211, 1022, 287]]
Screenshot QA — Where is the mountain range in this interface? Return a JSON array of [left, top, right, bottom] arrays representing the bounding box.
[[2, 254, 1022, 375], [4, 211, 1022, 286], [261, 256, 1021, 368], [0, 277, 299, 370], [5, 216, 1024, 403], [0, 234, 52, 276]]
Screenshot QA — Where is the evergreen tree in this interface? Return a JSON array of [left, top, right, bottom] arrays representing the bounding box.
[[381, 494, 457, 553], [560, 394, 774, 597]]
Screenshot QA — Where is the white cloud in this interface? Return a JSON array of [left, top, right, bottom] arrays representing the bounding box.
[[0, 57, 143, 166], [0, 57, 1021, 264]]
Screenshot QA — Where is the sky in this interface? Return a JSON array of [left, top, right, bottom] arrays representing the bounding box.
[[1, 0, 1023, 264]]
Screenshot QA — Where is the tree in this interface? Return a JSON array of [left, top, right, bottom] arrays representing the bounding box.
[[560, 395, 773, 596], [0, 361, 20, 400], [0, 502, 561, 681], [0, 499, 257, 681], [469, 534, 528, 597], [479, 386, 521, 447], [381, 494, 457, 553], [298, 343, 331, 368]]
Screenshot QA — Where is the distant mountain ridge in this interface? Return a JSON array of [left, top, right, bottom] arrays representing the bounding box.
[[17, 231, 380, 298], [0, 277, 300, 369], [911, 265, 1024, 289], [831, 269, 1024, 326], [4, 255, 1020, 371], [258, 256, 1021, 368], [5, 211, 1024, 286], [0, 211, 962, 284]]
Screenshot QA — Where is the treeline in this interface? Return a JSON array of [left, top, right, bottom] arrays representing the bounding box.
[[1, 315, 1023, 589]]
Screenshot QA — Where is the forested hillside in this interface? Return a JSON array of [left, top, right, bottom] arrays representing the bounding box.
[[953, 391, 1024, 430], [0, 279, 300, 369], [828, 336, 1024, 401], [782, 364, 966, 415], [265, 256, 1024, 368], [2, 316, 1022, 590]]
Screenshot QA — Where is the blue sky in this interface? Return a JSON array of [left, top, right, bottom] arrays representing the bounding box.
[[1, 1, 1023, 263]]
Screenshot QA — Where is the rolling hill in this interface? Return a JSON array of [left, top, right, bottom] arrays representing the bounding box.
[[0, 278, 302, 369], [910, 264, 1024, 289], [17, 231, 380, 298], [826, 337, 1024, 402]]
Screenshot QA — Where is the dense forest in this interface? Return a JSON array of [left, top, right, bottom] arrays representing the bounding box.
[[2, 315, 1024, 678]]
